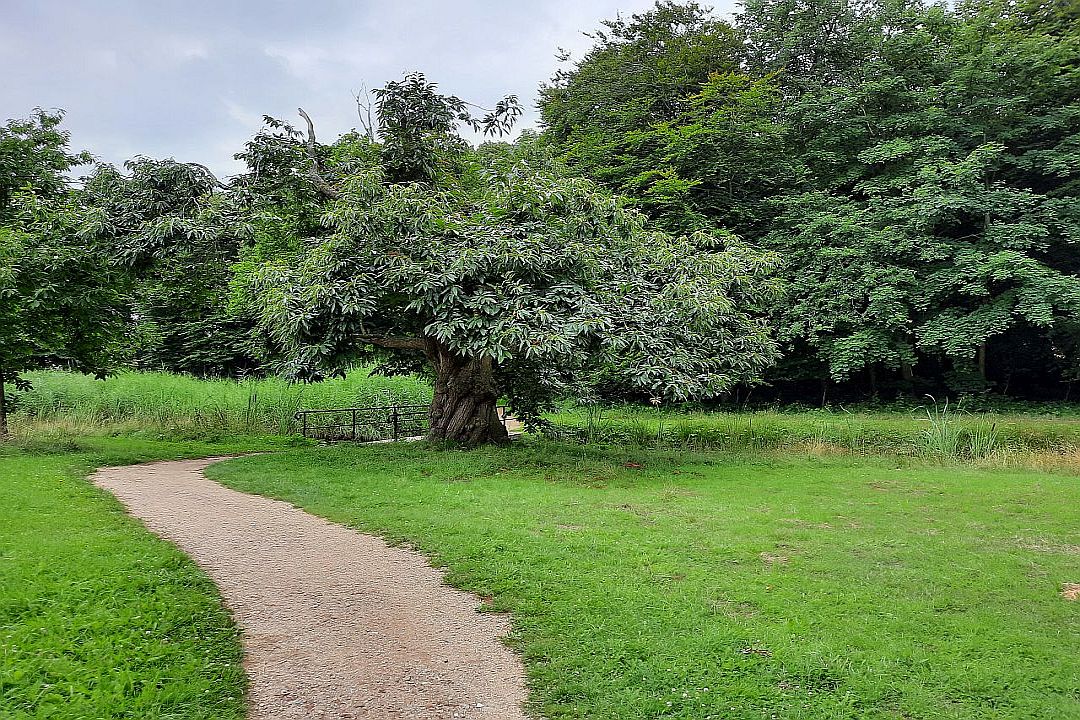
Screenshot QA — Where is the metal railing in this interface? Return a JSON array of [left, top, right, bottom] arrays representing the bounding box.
[[294, 404, 510, 442]]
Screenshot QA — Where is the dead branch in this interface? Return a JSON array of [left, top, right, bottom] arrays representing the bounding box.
[[353, 86, 376, 141], [297, 107, 341, 199]]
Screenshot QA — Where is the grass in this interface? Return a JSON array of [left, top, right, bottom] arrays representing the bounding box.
[[209, 441, 1080, 720], [0, 434, 291, 719], [547, 403, 1080, 459], [11, 369, 432, 437], [13, 372, 1080, 464], [6, 372, 1080, 717]]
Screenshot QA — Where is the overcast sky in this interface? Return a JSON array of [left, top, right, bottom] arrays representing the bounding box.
[[2, 1, 737, 179]]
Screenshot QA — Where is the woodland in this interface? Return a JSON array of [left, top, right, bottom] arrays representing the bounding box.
[[2, 0, 1079, 443]]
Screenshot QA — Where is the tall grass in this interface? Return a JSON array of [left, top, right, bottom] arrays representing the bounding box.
[[12, 370, 431, 437], [547, 403, 1080, 459], [921, 396, 1001, 459], [11, 371, 1080, 463]]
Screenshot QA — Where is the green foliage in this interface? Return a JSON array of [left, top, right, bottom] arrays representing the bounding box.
[[246, 74, 781, 433], [0, 221, 126, 379], [0, 109, 90, 223], [0, 118, 128, 431], [0, 439, 271, 719], [540, 2, 745, 233], [761, 0, 1080, 386], [541, 0, 1080, 400], [211, 443, 1080, 719], [634, 72, 795, 234], [81, 159, 259, 376], [373, 72, 521, 182]]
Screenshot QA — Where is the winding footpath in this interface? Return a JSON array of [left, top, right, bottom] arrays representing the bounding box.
[[93, 458, 527, 720]]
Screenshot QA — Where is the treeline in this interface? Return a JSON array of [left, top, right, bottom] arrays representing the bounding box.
[[541, 0, 1080, 401], [2, 0, 1079, 423]]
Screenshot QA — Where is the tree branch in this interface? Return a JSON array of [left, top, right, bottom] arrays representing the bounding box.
[[297, 107, 342, 200], [360, 336, 431, 350], [186, 162, 230, 190], [353, 86, 376, 141]]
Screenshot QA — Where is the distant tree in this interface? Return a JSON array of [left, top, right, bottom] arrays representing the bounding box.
[[619, 71, 797, 237], [756, 0, 1080, 393], [0, 109, 90, 223], [0, 110, 126, 435], [547, 0, 1080, 400], [81, 159, 259, 377], [244, 74, 780, 444], [539, 1, 743, 230]]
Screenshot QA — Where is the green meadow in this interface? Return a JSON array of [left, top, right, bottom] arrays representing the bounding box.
[[2, 372, 1078, 719]]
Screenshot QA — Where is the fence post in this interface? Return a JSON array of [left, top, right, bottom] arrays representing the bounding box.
[[391, 406, 400, 440], [302, 412, 308, 438], [352, 409, 357, 441]]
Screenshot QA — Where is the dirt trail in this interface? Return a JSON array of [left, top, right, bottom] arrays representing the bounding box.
[[93, 458, 527, 720]]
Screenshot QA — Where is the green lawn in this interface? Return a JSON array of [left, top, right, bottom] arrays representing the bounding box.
[[208, 441, 1080, 720], [0, 435, 289, 719]]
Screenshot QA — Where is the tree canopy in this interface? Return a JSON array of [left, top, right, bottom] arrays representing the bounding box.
[[541, 0, 1080, 400], [3, 0, 1079, 440], [244, 76, 780, 443], [0, 112, 125, 434]]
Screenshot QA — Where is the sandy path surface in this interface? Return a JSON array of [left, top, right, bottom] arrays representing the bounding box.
[[93, 458, 528, 720]]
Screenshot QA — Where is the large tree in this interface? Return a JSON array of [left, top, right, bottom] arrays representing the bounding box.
[[245, 74, 780, 444], [0, 111, 126, 435]]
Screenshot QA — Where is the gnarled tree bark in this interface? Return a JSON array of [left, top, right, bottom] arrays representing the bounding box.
[[426, 343, 508, 446], [361, 336, 509, 446]]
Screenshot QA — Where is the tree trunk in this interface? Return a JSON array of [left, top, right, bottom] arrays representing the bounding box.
[[977, 342, 988, 381], [0, 372, 7, 437], [426, 344, 509, 446]]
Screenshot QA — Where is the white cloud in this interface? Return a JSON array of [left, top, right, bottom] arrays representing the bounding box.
[[2, 0, 737, 177], [263, 44, 331, 81]]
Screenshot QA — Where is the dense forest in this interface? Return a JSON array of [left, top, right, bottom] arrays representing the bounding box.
[[2, 0, 1079, 438]]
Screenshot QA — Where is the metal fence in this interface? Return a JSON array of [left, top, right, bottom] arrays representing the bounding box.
[[294, 404, 510, 442]]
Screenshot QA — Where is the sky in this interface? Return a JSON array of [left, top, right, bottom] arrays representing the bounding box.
[[2, 0, 737, 179]]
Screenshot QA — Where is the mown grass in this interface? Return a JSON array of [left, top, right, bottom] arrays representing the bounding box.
[[209, 441, 1080, 720], [11, 369, 431, 437], [0, 434, 290, 719]]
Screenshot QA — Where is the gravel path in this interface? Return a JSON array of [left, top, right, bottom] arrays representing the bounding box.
[[93, 458, 528, 720]]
